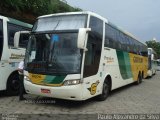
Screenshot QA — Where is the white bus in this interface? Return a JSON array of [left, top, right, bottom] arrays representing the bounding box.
[[23, 11, 148, 101], [0, 15, 32, 95], [157, 59, 160, 71], [147, 48, 157, 77]]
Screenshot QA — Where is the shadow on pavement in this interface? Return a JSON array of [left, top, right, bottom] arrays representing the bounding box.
[[24, 95, 97, 109], [0, 90, 8, 97]]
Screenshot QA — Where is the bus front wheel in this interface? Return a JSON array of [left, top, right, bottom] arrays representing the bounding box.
[[97, 81, 110, 101], [7, 73, 20, 96]]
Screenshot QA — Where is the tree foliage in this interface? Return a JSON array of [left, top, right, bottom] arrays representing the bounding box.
[[0, 0, 82, 23], [146, 40, 160, 58]]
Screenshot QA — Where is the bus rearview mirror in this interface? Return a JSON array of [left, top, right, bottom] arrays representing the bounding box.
[[77, 28, 91, 51], [14, 31, 20, 48], [14, 31, 30, 48]]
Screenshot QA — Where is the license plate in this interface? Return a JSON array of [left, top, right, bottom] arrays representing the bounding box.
[[41, 89, 51, 94]]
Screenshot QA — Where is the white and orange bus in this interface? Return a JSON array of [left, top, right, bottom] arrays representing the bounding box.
[[23, 11, 148, 101]]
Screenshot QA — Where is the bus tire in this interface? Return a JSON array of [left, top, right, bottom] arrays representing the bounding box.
[[97, 80, 110, 101], [140, 74, 142, 83], [135, 73, 142, 85], [6, 73, 20, 96]]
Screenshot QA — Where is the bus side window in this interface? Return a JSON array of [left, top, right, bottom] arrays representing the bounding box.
[[7, 23, 30, 47], [83, 16, 103, 77], [85, 42, 95, 65], [19, 33, 30, 48], [105, 24, 112, 48], [84, 33, 102, 77]]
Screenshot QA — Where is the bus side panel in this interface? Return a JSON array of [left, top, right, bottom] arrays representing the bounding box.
[[103, 48, 133, 90], [116, 50, 133, 80], [0, 48, 25, 91], [82, 73, 102, 100], [129, 53, 148, 80]]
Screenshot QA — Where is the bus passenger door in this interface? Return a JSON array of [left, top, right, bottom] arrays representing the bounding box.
[[82, 16, 103, 99], [82, 32, 102, 98]]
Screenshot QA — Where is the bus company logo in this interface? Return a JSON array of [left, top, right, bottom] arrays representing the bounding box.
[[133, 56, 143, 63], [88, 80, 100, 95], [10, 53, 25, 59], [104, 56, 114, 63]]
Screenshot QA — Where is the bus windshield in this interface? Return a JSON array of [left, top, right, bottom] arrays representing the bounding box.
[[25, 32, 82, 75], [32, 14, 87, 32]]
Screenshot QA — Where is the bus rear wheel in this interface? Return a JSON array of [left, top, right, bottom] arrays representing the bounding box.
[[7, 73, 20, 96], [97, 81, 110, 101], [135, 73, 142, 85]]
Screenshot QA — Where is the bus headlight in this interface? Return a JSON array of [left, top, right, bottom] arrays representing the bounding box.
[[63, 79, 81, 86], [24, 76, 30, 81]]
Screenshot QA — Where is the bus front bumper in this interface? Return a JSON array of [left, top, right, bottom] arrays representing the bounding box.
[[24, 80, 84, 101]]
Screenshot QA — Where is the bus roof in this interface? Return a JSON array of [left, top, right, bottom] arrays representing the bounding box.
[[0, 15, 32, 28], [38, 11, 107, 21], [8, 17, 32, 28], [38, 11, 145, 46]]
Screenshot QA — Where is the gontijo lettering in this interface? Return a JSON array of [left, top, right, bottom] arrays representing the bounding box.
[[10, 53, 25, 59], [133, 56, 143, 63]]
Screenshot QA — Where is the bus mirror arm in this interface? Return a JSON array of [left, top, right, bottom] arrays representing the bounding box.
[[77, 28, 91, 51], [84, 48, 88, 52]]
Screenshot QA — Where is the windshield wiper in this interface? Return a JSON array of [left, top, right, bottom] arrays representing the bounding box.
[[53, 20, 60, 30]]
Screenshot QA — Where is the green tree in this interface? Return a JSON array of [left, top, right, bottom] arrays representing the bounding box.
[[0, 0, 82, 23], [146, 40, 160, 58]]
